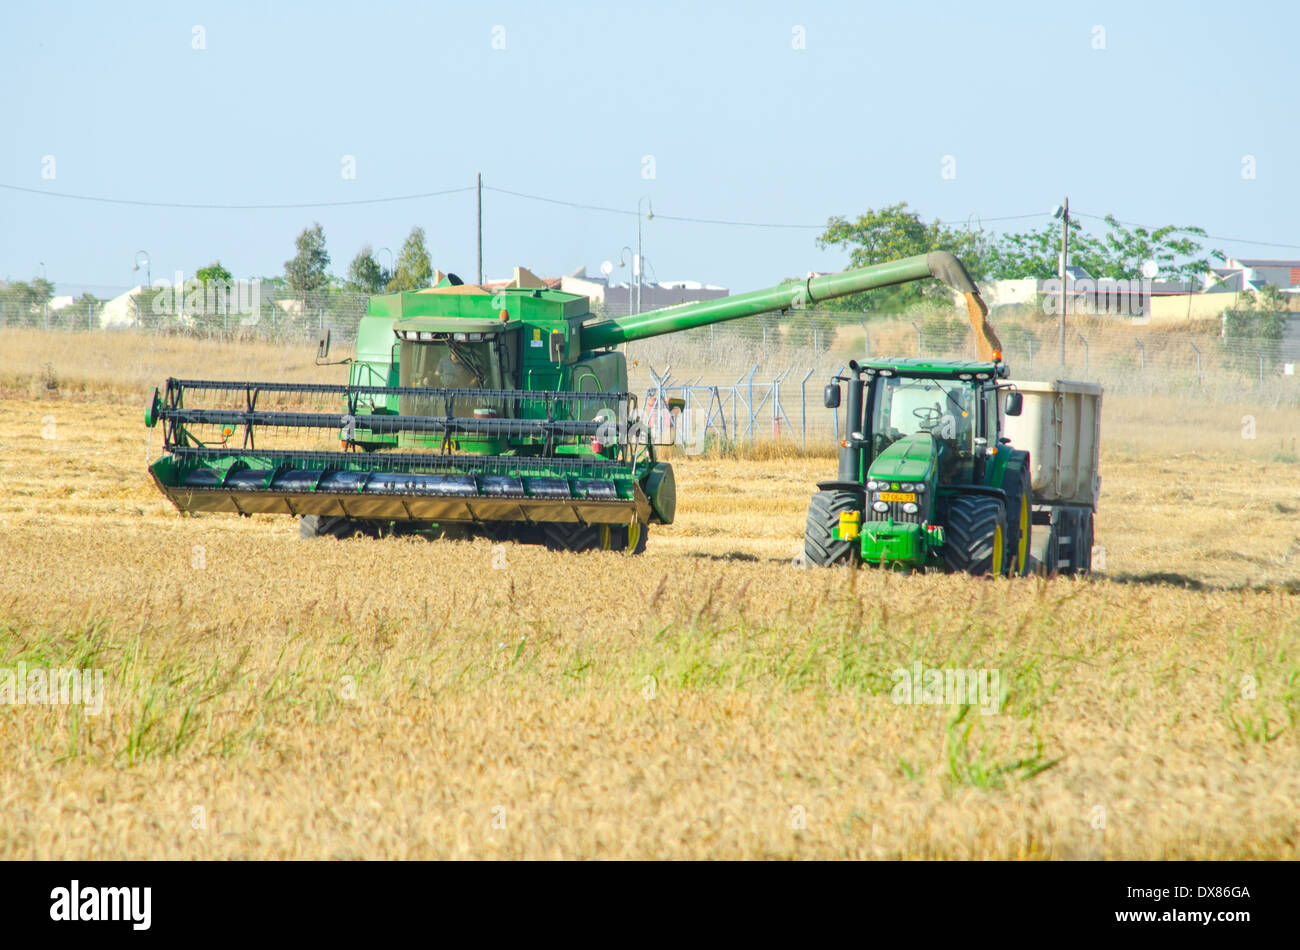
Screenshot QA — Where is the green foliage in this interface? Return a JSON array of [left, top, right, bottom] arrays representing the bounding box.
[[385, 227, 433, 292], [284, 222, 331, 297], [0, 276, 56, 326], [346, 245, 388, 294], [195, 261, 233, 285], [816, 203, 990, 311], [983, 215, 1219, 282], [819, 205, 1221, 303]]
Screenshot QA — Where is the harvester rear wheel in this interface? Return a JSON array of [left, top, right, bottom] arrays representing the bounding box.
[[803, 490, 860, 567], [940, 495, 1007, 576]]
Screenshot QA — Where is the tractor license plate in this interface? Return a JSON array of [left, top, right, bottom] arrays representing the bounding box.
[[878, 491, 915, 502]]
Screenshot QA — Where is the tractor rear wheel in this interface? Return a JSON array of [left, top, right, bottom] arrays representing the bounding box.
[[804, 490, 861, 567], [940, 495, 1007, 576], [1007, 469, 1033, 577]]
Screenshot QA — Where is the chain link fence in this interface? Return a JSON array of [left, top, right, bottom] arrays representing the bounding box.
[[7, 291, 1297, 444]]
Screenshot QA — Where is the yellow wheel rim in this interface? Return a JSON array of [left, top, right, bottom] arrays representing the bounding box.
[[626, 520, 642, 553], [599, 525, 612, 550], [1017, 494, 1029, 574], [992, 523, 1004, 575]]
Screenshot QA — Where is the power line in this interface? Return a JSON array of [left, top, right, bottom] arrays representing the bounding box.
[[0, 182, 475, 210], [1073, 211, 1300, 252], [485, 185, 824, 228], [5, 175, 1299, 252]]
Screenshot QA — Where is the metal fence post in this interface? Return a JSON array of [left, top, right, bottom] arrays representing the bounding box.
[[1076, 332, 1089, 376], [1190, 342, 1203, 387], [861, 322, 870, 357], [800, 368, 814, 448], [911, 321, 922, 357]]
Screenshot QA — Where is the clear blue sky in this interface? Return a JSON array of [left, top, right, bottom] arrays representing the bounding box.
[[2, 0, 1296, 296]]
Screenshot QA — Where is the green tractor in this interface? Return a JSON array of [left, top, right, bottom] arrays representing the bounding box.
[[805, 355, 1035, 575]]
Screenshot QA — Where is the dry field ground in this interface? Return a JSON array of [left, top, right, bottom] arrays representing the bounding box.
[[0, 330, 1297, 859]]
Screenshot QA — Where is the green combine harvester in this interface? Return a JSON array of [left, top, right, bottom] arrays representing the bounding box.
[[145, 251, 1009, 553]]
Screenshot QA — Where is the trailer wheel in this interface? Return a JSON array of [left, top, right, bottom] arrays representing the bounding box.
[[1075, 510, 1094, 574], [803, 490, 860, 567], [940, 495, 1007, 576]]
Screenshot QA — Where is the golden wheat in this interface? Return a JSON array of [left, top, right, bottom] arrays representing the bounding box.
[[0, 333, 1297, 859]]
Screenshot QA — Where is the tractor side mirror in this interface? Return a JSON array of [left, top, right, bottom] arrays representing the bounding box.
[[1005, 391, 1023, 416], [823, 384, 841, 409], [316, 329, 331, 362]]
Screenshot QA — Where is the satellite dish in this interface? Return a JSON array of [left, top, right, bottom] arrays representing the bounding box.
[[600, 260, 614, 276], [1140, 260, 1158, 280]]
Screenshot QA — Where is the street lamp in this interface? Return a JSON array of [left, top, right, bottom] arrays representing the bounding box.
[[635, 197, 654, 314], [616, 246, 634, 316], [133, 249, 151, 289], [132, 250, 151, 324]]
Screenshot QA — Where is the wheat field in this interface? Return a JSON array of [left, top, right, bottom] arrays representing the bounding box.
[[0, 330, 1297, 859]]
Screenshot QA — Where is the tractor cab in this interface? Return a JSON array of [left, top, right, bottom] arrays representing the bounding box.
[[860, 358, 1013, 487]]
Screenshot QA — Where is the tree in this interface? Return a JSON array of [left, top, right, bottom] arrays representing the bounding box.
[[0, 277, 55, 326], [196, 260, 233, 285], [984, 216, 1219, 282], [1094, 215, 1217, 282], [815, 203, 991, 311], [385, 227, 433, 292], [346, 245, 388, 294], [284, 223, 331, 297]]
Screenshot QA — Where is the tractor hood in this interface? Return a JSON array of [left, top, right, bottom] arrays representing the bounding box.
[[867, 433, 936, 483]]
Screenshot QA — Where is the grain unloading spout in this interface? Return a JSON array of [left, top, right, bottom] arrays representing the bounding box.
[[580, 251, 1002, 360], [924, 250, 1002, 362]]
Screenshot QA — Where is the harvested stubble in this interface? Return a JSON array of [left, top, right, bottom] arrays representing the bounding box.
[[0, 337, 1297, 858]]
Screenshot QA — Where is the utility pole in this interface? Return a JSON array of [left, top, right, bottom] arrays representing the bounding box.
[[636, 197, 653, 315], [476, 173, 483, 286], [1057, 196, 1069, 368]]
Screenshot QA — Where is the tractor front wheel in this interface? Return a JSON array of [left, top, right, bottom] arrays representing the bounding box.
[[940, 495, 1007, 576], [804, 490, 861, 567]]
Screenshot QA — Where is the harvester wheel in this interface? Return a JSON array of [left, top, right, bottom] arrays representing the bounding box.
[[604, 521, 649, 555], [299, 515, 376, 539], [541, 522, 649, 554], [803, 490, 860, 567], [940, 495, 1007, 576]]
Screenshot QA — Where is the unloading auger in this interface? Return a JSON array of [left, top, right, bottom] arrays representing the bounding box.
[[145, 252, 994, 552]]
